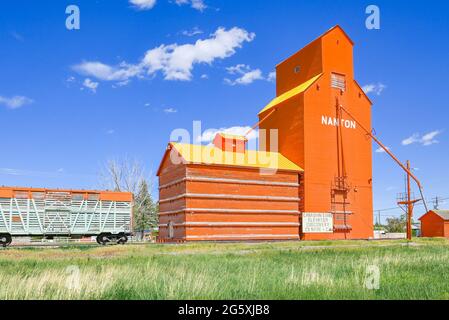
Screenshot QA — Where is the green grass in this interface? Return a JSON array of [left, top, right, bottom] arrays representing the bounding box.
[[1, 238, 449, 300]]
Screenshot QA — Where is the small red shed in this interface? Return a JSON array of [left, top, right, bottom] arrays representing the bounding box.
[[419, 210, 449, 239]]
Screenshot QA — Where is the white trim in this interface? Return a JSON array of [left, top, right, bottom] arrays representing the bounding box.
[[159, 208, 300, 216], [159, 176, 299, 190], [185, 234, 300, 240], [330, 211, 353, 214], [159, 193, 300, 204], [159, 222, 300, 228]]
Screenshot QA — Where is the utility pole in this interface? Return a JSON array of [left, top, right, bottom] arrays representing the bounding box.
[[406, 161, 413, 240], [397, 161, 420, 241], [433, 196, 440, 210], [375, 210, 381, 226]]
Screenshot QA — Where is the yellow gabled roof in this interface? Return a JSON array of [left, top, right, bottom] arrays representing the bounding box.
[[258, 73, 322, 116], [169, 143, 303, 172]]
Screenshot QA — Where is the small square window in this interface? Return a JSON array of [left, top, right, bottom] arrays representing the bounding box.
[[331, 73, 346, 91], [294, 66, 301, 74]]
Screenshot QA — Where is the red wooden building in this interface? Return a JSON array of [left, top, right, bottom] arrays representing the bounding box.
[[157, 139, 303, 242], [419, 210, 449, 239]]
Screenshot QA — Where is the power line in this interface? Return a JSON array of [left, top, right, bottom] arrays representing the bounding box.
[[374, 196, 449, 213]]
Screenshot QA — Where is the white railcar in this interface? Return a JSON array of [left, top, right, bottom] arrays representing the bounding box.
[[0, 187, 133, 247]]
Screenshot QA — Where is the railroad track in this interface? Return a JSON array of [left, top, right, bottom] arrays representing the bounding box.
[[4, 241, 154, 249]]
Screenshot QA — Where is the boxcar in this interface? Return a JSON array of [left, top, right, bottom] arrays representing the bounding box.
[[0, 187, 133, 247]]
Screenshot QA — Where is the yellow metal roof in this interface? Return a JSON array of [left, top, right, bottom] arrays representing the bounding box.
[[258, 73, 322, 115], [170, 143, 303, 172]]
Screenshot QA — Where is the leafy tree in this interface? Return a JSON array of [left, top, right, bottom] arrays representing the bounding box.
[[100, 157, 144, 194], [100, 157, 159, 239], [374, 223, 385, 231], [385, 214, 406, 233]]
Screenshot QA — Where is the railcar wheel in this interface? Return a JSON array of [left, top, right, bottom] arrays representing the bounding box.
[[96, 234, 110, 245], [117, 234, 128, 245], [0, 234, 12, 247]]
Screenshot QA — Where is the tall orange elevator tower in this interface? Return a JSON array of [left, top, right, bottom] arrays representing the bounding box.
[[259, 26, 373, 240]]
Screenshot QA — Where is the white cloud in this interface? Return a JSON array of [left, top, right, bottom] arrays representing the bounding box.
[[226, 64, 248, 75], [224, 64, 264, 86], [421, 130, 442, 146], [112, 79, 131, 88], [362, 83, 386, 96], [181, 27, 203, 37], [83, 78, 99, 93], [200, 74, 208, 79], [0, 95, 33, 109], [375, 146, 390, 153], [267, 71, 276, 82], [106, 129, 115, 135], [0, 167, 94, 179], [402, 130, 442, 147], [73, 27, 255, 83], [197, 126, 258, 143], [402, 133, 420, 146], [225, 69, 263, 86], [129, 0, 157, 10], [130, 0, 208, 11], [73, 61, 142, 82], [164, 108, 178, 114], [142, 27, 255, 81], [0, 168, 23, 176], [0, 167, 62, 177], [175, 0, 207, 11]]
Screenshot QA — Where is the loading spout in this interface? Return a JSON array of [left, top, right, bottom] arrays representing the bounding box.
[[338, 104, 429, 213]]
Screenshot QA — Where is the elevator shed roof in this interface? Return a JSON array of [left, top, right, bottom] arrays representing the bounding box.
[[157, 142, 303, 175]]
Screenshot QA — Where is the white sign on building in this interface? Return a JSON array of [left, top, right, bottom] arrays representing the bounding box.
[[302, 212, 334, 233]]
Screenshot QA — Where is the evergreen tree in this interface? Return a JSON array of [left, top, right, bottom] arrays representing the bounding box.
[[133, 180, 158, 235]]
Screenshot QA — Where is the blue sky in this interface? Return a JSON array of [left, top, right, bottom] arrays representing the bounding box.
[[1, 0, 448, 220]]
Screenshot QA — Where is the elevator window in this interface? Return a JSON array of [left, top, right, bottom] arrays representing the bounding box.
[[331, 73, 346, 91]]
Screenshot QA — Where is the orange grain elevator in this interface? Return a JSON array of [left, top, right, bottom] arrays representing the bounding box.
[[259, 25, 373, 240], [157, 25, 374, 242]]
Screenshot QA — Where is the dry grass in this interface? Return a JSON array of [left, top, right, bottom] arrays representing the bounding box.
[[1, 238, 448, 300]]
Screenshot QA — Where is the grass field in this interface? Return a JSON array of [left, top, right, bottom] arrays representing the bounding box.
[[1, 238, 449, 300]]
